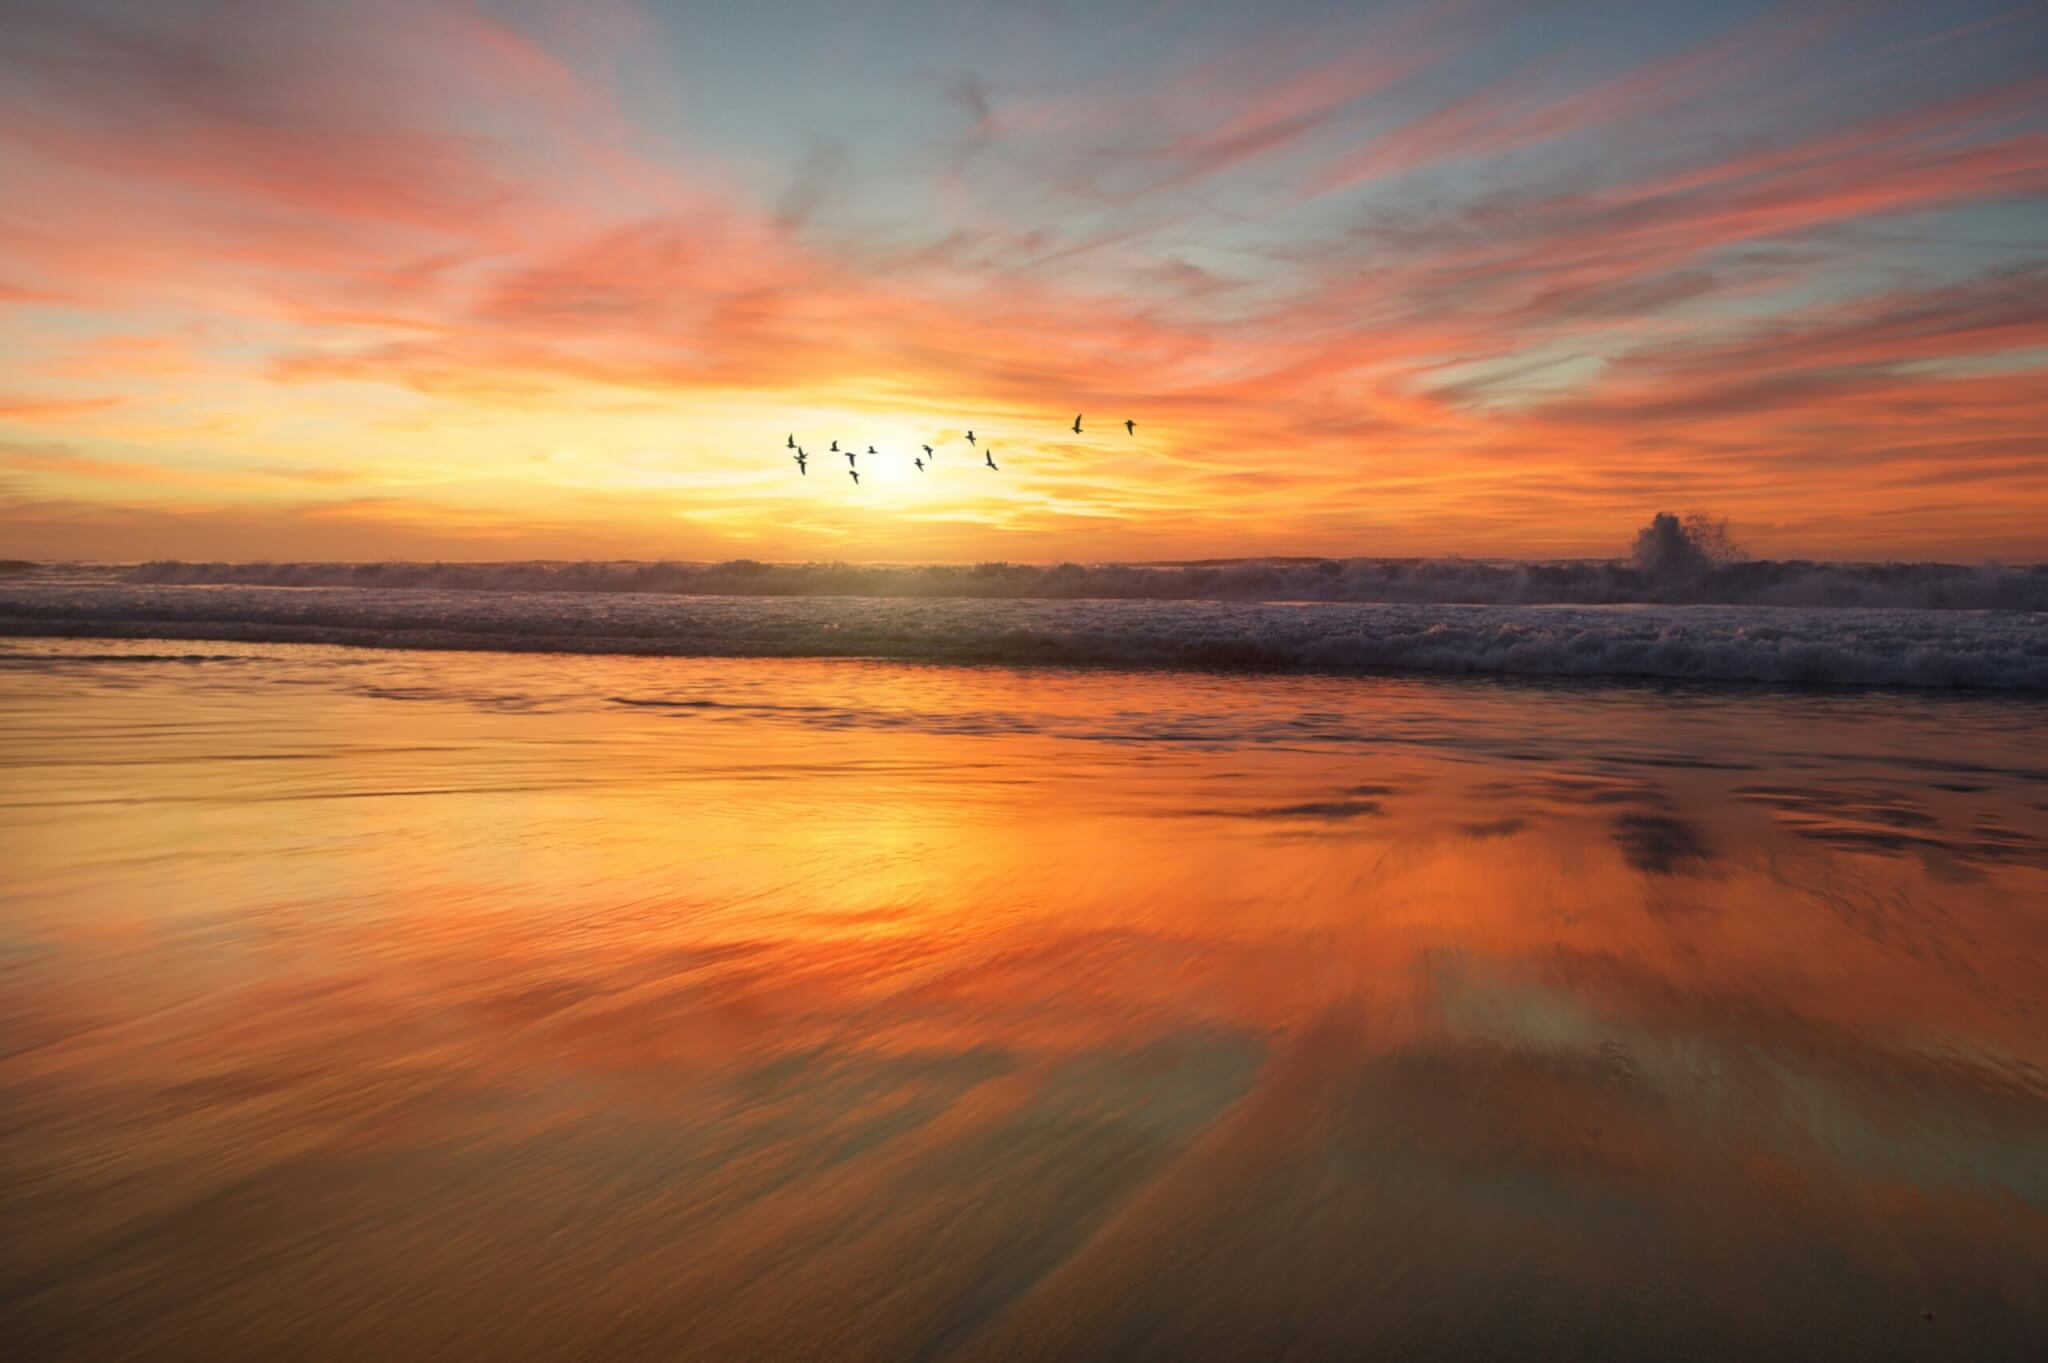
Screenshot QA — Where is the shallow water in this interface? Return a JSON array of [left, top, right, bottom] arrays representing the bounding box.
[[2, 638, 2044, 1359]]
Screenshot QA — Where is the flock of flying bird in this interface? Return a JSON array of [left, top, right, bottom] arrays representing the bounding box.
[[784, 413, 1136, 485]]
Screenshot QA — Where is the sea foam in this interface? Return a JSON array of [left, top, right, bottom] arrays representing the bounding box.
[[113, 555, 2048, 610], [3, 569, 2044, 691]]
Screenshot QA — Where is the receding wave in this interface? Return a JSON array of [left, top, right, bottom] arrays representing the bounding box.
[[4, 581, 2045, 690], [110, 555, 2048, 609]]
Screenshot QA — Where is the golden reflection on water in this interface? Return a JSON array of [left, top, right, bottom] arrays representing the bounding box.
[[2, 642, 2045, 1359]]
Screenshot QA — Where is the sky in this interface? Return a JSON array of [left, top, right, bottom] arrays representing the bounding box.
[[1, 0, 2045, 564]]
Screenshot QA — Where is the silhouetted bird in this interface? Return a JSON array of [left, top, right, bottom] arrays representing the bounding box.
[[1072, 413, 1083, 434], [866, 445, 877, 456], [914, 457, 925, 472], [786, 434, 795, 449], [794, 451, 807, 475], [984, 448, 998, 470], [922, 444, 934, 458], [849, 469, 860, 485], [965, 430, 976, 445], [1124, 419, 1135, 435], [830, 440, 840, 453]]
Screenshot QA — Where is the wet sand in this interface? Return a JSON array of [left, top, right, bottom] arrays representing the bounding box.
[[2, 640, 2044, 1359]]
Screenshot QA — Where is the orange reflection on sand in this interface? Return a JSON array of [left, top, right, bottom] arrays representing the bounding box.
[[2, 647, 2044, 1357]]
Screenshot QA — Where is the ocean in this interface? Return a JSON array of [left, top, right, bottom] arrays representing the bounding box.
[[1, 563, 2044, 1358], [4, 557, 2047, 688]]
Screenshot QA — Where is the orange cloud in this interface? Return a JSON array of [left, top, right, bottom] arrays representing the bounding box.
[[0, 396, 124, 423]]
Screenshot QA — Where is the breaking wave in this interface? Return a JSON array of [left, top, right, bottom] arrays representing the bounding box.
[[3, 579, 2045, 691], [108, 555, 2048, 610]]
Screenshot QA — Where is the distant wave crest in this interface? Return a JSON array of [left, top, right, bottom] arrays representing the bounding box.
[[114, 555, 2048, 610], [4, 579, 2045, 690]]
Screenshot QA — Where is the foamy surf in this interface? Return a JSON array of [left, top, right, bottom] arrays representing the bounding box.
[[3, 573, 2044, 691], [109, 554, 2048, 610]]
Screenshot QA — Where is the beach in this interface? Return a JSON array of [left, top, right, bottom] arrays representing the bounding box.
[[7, 0, 2048, 1351], [3, 635, 2043, 1359]]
